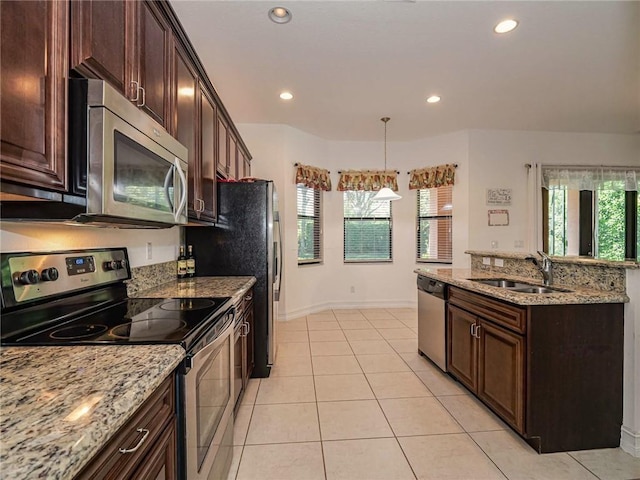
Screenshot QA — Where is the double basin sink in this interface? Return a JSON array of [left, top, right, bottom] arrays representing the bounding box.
[[471, 279, 571, 294]]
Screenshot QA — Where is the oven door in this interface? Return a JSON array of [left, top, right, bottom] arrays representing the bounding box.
[[85, 105, 188, 225], [184, 310, 235, 480]]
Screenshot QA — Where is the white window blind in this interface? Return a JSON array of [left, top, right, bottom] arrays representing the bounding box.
[[343, 191, 392, 263], [417, 186, 453, 263], [297, 185, 322, 264]]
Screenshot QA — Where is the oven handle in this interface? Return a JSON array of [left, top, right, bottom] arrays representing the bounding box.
[[184, 308, 235, 372]]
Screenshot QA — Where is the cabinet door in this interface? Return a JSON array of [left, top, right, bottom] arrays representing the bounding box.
[[233, 322, 244, 409], [447, 305, 477, 392], [131, 421, 177, 480], [228, 133, 238, 180], [245, 303, 255, 379], [199, 87, 217, 222], [0, 0, 68, 192], [136, 1, 171, 128], [173, 45, 198, 218], [477, 319, 525, 432], [70, 0, 131, 95], [216, 115, 229, 178]]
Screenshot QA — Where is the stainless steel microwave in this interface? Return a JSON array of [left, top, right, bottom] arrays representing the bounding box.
[[67, 79, 188, 227]]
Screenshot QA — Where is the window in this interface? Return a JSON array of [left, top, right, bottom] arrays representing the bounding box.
[[542, 167, 639, 261], [343, 191, 392, 262], [297, 185, 322, 264], [417, 185, 453, 263]]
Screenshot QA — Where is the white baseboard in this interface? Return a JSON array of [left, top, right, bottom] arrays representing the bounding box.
[[621, 426, 640, 457], [280, 300, 417, 321]]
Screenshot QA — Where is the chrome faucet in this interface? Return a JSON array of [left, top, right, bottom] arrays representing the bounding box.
[[526, 251, 554, 286]]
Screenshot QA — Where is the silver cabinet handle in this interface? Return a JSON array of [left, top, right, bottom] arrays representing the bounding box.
[[475, 324, 481, 339], [244, 321, 250, 336], [137, 86, 146, 107], [244, 294, 252, 301], [130, 80, 140, 102], [470, 323, 475, 337], [119, 428, 150, 454], [196, 199, 205, 213]]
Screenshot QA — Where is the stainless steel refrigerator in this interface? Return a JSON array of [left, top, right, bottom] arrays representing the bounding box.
[[186, 180, 282, 377]]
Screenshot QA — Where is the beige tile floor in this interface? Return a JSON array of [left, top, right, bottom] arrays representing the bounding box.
[[228, 308, 640, 480]]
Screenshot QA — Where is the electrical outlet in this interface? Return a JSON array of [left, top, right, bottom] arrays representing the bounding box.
[[350, 286, 355, 293], [482, 257, 491, 265], [495, 258, 504, 267], [146, 242, 152, 260], [491, 240, 499, 249], [514, 240, 524, 248]]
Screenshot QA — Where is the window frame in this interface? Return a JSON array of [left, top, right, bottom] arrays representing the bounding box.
[[343, 191, 393, 264], [416, 186, 453, 264], [296, 185, 322, 265]]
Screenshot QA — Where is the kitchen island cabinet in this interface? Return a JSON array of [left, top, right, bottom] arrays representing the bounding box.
[[447, 284, 623, 453], [234, 286, 255, 410]]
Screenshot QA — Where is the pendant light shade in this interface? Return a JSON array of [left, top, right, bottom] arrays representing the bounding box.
[[373, 117, 401, 202]]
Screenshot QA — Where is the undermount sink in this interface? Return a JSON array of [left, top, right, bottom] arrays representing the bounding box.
[[470, 279, 571, 294]]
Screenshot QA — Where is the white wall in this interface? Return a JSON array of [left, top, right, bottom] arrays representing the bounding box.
[[0, 223, 180, 268], [466, 130, 640, 252], [238, 123, 470, 318]]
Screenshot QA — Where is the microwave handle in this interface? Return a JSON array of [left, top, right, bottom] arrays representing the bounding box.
[[163, 167, 174, 211], [173, 158, 187, 223]]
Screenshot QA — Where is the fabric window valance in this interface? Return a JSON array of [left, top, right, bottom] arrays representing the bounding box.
[[337, 170, 398, 192], [409, 164, 456, 190], [541, 166, 639, 192], [295, 163, 332, 191]]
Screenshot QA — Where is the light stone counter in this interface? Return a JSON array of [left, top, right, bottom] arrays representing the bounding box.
[[0, 277, 255, 479], [414, 268, 629, 305], [133, 276, 256, 305], [0, 345, 185, 480]]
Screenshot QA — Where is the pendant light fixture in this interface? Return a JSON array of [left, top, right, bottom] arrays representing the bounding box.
[[372, 117, 402, 202]]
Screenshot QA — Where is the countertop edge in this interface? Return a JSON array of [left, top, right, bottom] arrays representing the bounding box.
[[414, 268, 629, 305]]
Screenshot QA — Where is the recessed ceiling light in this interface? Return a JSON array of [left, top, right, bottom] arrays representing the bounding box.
[[426, 95, 441, 104], [494, 19, 518, 34], [268, 7, 292, 24], [279, 91, 294, 100]]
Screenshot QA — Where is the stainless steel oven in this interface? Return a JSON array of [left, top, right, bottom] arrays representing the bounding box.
[[69, 78, 188, 227], [182, 307, 235, 480]]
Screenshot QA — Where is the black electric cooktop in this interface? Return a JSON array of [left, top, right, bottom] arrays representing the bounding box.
[[1, 295, 232, 350]]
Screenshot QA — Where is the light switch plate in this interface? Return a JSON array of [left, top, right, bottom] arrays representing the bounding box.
[[482, 257, 491, 265], [495, 258, 504, 267]]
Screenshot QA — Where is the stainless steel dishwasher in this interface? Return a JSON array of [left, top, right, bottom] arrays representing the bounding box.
[[417, 275, 447, 371]]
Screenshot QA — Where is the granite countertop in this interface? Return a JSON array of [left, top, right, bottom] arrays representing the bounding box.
[[0, 345, 185, 480], [414, 268, 629, 305], [133, 276, 256, 305], [0, 276, 256, 479]]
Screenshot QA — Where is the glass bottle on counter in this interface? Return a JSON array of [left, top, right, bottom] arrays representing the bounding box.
[[177, 245, 187, 279], [186, 245, 196, 278]]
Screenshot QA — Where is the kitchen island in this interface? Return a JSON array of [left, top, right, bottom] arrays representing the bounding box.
[[0, 276, 255, 479], [415, 267, 626, 453]]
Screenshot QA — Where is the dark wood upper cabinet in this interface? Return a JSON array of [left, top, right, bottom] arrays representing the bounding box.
[[0, 0, 68, 192], [199, 87, 217, 222], [173, 45, 198, 219], [216, 115, 229, 178], [70, 0, 130, 93], [71, 0, 171, 129], [228, 133, 238, 180], [134, 1, 171, 128]]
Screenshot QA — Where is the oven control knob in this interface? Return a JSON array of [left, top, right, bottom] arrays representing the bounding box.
[[16, 269, 40, 285], [103, 259, 128, 271], [41, 267, 59, 282]]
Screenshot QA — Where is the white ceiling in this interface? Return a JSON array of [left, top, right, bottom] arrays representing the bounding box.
[[170, 0, 640, 142]]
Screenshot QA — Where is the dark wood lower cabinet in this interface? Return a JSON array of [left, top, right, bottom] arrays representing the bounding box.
[[233, 288, 254, 411], [447, 286, 623, 453], [76, 374, 177, 479]]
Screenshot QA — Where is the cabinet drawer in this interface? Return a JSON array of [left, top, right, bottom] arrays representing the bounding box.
[[449, 287, 526, 334], [76, 374, 175, 480], [237, 288, 254, 317]]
